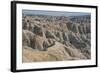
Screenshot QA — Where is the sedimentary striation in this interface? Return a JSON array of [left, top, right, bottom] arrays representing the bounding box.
[[22, 15, 91, 62]]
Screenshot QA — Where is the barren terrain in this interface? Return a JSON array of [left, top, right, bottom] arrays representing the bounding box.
[[22, 14, 91, 62]]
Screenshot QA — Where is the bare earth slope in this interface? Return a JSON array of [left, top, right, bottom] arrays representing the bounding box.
[[22, 15, 91, 62]]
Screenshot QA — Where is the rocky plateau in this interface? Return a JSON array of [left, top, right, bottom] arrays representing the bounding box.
[[22, 14, 91, 62]]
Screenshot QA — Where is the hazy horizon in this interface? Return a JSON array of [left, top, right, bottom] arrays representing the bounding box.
[[22, 10, 91, 17]]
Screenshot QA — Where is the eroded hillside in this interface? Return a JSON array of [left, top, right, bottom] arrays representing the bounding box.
[[22, 15, 91, 62]]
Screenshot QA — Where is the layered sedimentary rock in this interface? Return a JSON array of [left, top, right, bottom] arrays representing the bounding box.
[[22, 15, 91, 62]]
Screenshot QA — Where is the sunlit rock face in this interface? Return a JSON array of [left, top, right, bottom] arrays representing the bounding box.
[[22, 14, 91, 62]]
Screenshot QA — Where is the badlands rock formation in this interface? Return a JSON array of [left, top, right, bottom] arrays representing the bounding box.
[[22, 15, 91, 62]]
